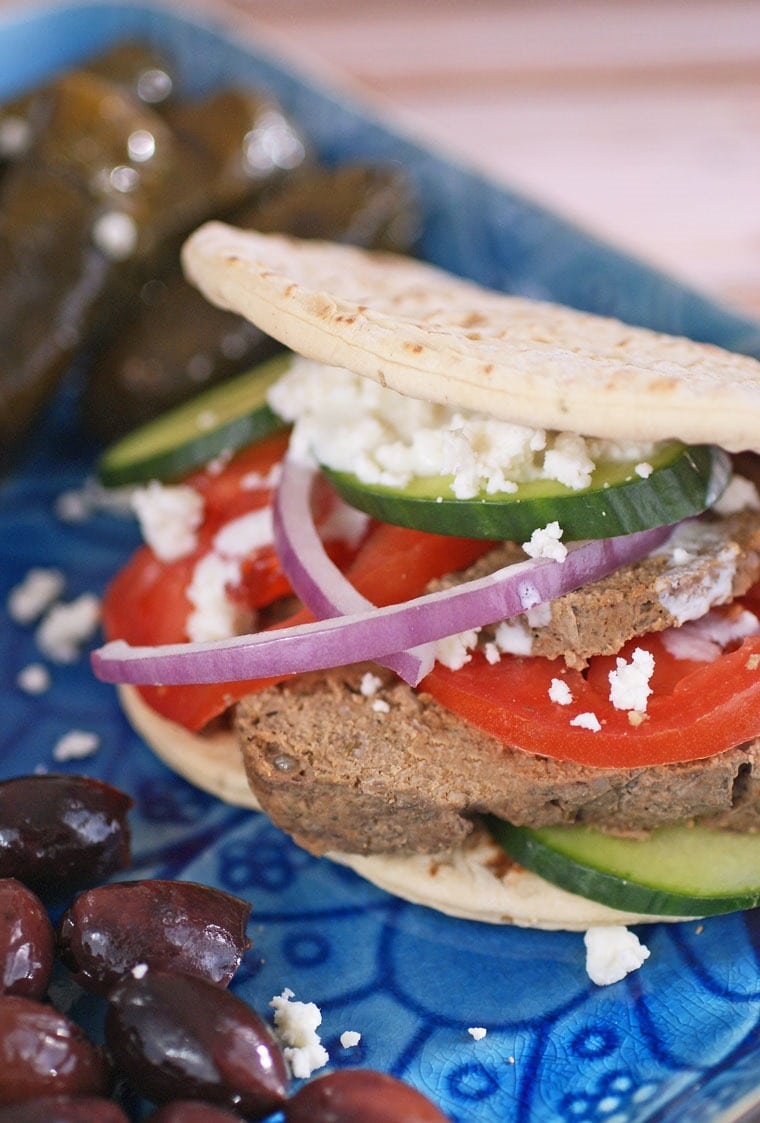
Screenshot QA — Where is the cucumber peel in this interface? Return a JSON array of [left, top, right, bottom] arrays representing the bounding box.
[[325, 443, 730, 540], [97, 352, 292, 487], [487, 818, 760, 917]]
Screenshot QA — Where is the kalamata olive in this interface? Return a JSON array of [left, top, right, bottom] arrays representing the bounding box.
[[105, 969, 288, 1117], [147, 1101, 243, 1121], [58, 880, 252, 995], [0, 1095, 129, 1122], [284, 1070, 450, 1123], [0, 878, 55, 998], [0, 775, 132, 901], [0, 996, 109, 1105]]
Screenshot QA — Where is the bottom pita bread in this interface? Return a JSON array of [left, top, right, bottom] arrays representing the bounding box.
[[119, 685, 680, 931]]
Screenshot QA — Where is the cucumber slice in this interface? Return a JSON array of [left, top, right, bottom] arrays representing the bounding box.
[[487, 817, 760, 917], [325, 443, 730, 540], [97, 353, 292, 487]]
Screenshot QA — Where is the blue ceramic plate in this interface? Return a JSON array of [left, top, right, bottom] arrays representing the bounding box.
[[1, 4, 759, 1120]]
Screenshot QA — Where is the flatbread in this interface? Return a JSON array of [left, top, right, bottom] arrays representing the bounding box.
[[182, 223, 760, 453], [119, 686, 678, 931]]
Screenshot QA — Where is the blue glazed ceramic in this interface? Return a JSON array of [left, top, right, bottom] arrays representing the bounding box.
[[0, 5, 758, 1121]]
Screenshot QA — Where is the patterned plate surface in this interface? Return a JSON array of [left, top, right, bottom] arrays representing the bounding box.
[[0, 4, 759, 1120]]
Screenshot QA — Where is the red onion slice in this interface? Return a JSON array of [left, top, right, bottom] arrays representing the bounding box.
[[91, 456, 673, 688], [272, 455, 436, 684]]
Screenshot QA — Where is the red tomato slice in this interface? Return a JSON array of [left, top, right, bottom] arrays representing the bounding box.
[[422, 597, 760, 768]]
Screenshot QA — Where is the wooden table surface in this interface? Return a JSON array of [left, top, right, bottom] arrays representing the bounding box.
[[214, 0, 760, 321]]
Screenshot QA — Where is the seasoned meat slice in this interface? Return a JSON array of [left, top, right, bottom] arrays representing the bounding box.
[[235, 665, 759, 856], [454, 510, 760, 668]]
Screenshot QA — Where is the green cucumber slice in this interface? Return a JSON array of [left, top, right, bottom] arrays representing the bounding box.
[[324, 443, 730, 540], [97, 353, 292, 487], [487, 817, 760, 917]]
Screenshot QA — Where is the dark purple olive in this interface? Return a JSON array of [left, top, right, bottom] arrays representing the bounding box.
[[147, 1101, 243, 1121], [0, 878, 55, 998], [0, 996, 109, 1105], [0, 775, 132, 901], [284, 1070, 450, 1123], [0, 1095, 129, 1122], [58, 879, 252, 995], [105, 969, 288, 1116]]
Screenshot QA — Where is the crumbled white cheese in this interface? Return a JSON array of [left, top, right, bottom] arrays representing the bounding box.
[[523, 521, 567, 563], [483, 642, 501, 664], [269, 988, 329, 1079], [7, 568, 65, 624], [131, 962, 149, 979], [584, 926, 651, 986], [491, 619, 533, 656], [52, 730, 100, 762], [434, 628, 480, 670], [241, 462, 282, 490], [360, 672, 383, 697], [634, 462, 653, 479], [548, 677, 573, 705], [372, 698, 390, 714], [213, 508, 274, 559], [186, 553, 252, 643], [132, 482, 204, 562], [608, 647, 655, 713], [267, 358, 659, 499], [16, 664, 51, 695], [542, 433, 595, 491], [340, 1031, 362, 1049], [36, 594, 100, 663], [712, 474, 760, 516], [570, 711, 602, 733], [468, 1027, 488, 1041]]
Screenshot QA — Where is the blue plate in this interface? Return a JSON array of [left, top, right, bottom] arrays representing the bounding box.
[[1, 5, 759, 1121]]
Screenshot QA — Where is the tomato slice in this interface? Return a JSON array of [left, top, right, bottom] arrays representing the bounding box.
[[422, 596, 760, 768]]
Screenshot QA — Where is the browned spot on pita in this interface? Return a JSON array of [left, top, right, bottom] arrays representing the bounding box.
[[404, 341, 424, 354]]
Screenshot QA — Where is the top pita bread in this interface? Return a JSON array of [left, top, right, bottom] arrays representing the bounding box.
[[182, 222, 760, 452]]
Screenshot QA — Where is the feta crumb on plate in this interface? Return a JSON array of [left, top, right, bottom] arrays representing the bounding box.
[[7, 568, 65, 624], [35, 594, 100, 663], [339, 1030, 362, 1049], [16, 663, 51, 695], [468, 1027, 488, 1041], [584, 926, 651, 986], [269, 988, 329, 1079], [53, 730, 101, 762]]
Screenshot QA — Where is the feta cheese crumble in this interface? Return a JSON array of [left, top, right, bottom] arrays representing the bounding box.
[[267, 357, 660, 499], [608, 647, 655, 713], [52, 730, 100, 762], [36, 594, 100, 663], [570, 711, 602, 733], [269, 988, 329, 1079], [16, 663, 51, 695], [584, 926, 651, 986], [548, 677, 573, 705], [7, 568, 65, 624], [468, 1027, 488, 1041], [132, 482, 204, 561], [339, 1030, 362, 1049], [712, 473, 760, 516], [522, 521, 567, 563]]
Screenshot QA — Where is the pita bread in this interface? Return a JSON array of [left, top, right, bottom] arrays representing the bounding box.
[[119, 686, 679, 930], [182, 223, 760, 453]]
